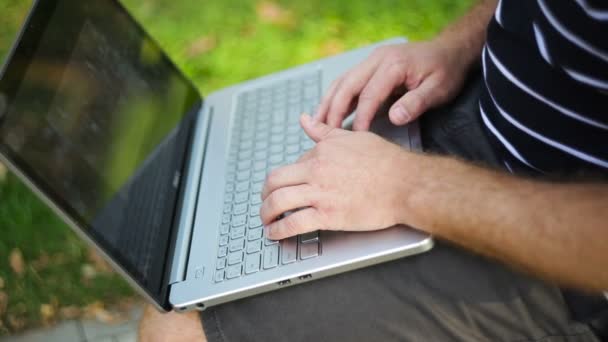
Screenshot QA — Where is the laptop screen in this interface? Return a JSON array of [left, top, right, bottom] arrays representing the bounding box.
[[0, 0, 200, 306]]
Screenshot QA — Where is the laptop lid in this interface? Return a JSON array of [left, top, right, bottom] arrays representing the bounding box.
[[0, 0, 201, 309]]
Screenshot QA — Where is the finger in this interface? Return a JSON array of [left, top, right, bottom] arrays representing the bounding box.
[[314, 77, 342, 123], [262, 162, 310, 200], [352, 62, 406, 131], [301, 114, 348, 142], [325, 56, 383, 128], [260, 185, 314, 225], [265, 207, 323, 240], [389, 76, 443, 125]]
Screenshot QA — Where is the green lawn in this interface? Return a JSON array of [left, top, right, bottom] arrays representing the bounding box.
[[0, 0, 473, 334]]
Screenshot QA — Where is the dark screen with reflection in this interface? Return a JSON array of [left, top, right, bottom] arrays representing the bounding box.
[[0, 0, 200, 296]]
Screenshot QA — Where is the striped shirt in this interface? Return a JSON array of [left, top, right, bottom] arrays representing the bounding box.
[[480, 0, 608, 175]]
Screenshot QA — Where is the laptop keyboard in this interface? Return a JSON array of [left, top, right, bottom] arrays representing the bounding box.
[[215, 71, 323, 283]]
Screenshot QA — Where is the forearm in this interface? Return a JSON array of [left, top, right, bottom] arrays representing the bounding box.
[[434, 0, 497, 70], [400, 152, 608, 292]]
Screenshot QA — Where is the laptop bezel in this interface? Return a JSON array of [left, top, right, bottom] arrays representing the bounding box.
[[0, 0, 205, 310]]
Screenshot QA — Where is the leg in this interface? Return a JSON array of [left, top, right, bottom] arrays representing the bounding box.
[[139, 305, 207, 342], [200, 242, 598, 341]]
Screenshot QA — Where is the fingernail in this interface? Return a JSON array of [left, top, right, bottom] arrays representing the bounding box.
[[392, 106, 410, 124]]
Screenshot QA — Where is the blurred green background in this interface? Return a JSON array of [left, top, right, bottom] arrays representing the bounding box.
[[0, 0, 473, 335]]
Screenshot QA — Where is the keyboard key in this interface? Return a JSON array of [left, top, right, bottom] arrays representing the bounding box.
[[247, 240, 263, 254], [263, 244, 280, 269], [281, 237, 298, 264], [251, 182, 264, 194], [235, 192, 249, 204], [245, 253, 261, 274], [226, 265, 242, 279], [286, 144, 300, 155], [236, 181, 249, 193], [225, 183, 235, 193], [253, 161, 266, 171], [237, 160, 251, 171], [249, 203, 261, 217], [300, 231, 319, 243], [228, 251, 244, 265], [220, 224, 230, 235], [271, 125, 283, 134], [301, 139, 315, 150], [300, 241, 319, 260], [286, 135, 299, 144], [224, 193, 234, 203], [264, 238, 278, 246], [214, 270, 225, 282], [247, 228, 263, 241], [255, 140, 269, 151], [270, 145, 283, 154], [252, 170, 266, 182], [269, 154, 283, 165], [249, 216, 262, 228], [221, 213, 231, 224], [251, 195, 262, 205], [232, 214, 247, 227], [218, 246, 228, 258], [219, 235, 229, 246], [230, 226, 246, 240], [254, 150, 267, 160], [229, 238, 245, 252], [223, 203, 232, 213], [270, 135, 283, 144], [216, 258, 227, 270], [233, 202, 248, 215], [287, 123, 300, 133], [236, 170, 251, 181]]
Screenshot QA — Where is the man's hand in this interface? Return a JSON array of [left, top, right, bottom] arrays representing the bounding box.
[[314, 40, 471, 131], [260, 114, 411, 240]]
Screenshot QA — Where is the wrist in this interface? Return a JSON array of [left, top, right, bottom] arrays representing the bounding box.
[[391, 151, 432, 229]]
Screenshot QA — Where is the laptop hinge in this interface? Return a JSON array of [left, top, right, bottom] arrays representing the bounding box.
[[169, 105, 213, 284]]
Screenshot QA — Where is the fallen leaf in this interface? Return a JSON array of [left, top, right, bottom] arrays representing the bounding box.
[[186, 35, 217, 58], [9, 248, 25, 276], [81, 264, 97, 281], [30, 252, 49, 270], [8, 314, 25, 330], [40, 304, 56, 322], [0, 162, 6, 182], [60, 306, 82, 320], [0, 291, 7, 315], [83, 301, 122, 324], [87, 248, 112, 273], [0, 276, 4, 289], [256, 1, 295, 28]]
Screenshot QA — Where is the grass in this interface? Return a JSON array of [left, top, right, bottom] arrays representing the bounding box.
[[0, 0, 474, 335]]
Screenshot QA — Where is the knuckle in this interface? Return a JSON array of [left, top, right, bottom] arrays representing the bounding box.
[[283, 215, 301, 236], [371, 46, 387, 57], [358, 87, 378, 103], [268, 191, 283, 211], [409, 91, 428, 113]]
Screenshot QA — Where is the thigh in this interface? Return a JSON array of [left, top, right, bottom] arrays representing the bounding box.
[[201, 242, 597, 342]]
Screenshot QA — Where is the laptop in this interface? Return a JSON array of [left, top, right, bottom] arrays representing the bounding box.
[[0, 0, 433, 312]]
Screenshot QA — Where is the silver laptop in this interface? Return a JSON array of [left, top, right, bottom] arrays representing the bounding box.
[[0, 0, 432, 312]]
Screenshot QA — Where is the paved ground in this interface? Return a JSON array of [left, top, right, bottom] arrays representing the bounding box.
[[1, 305, 142, 342]]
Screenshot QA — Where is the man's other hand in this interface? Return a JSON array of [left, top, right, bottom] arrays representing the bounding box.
[[315, 41, 470, 131], [260, 114, 412, 240]]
